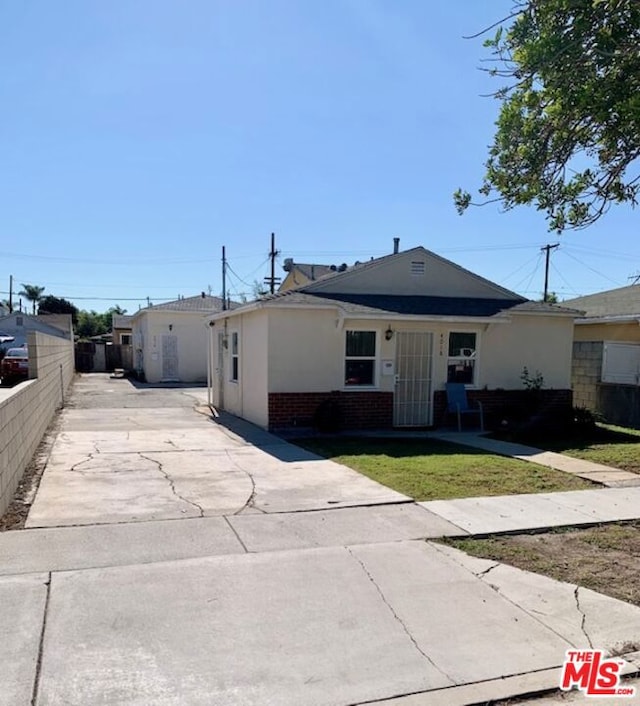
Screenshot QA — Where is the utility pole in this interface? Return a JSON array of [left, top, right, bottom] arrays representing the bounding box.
[[222, 246, 227, 311], [9, 275, 13, 313], [263, 232, 281, 294], [541, 243, 559, 302]]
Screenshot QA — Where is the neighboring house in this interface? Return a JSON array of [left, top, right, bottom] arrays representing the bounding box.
[[112, 314, 133, 345], [279, 259, 341, 292], [564, 285, 640, 426], [207, 246, 578, 431], [132, 294, 234, 383], [0, 312, 72, 351]]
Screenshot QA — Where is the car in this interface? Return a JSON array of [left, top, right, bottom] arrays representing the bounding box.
[[0, 332, 15, 344], [0, 346, 28, 385]]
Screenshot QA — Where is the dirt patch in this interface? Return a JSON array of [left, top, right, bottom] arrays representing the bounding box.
[[444, 522, 640, 607], [0, 412, 62, 531]]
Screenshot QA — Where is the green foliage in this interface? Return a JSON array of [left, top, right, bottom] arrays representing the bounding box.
[[38, 295, 79, 324], [75, 305, 127, 340], [18, 283, 45, 314], [521, 365, 544, 390], [455, 0, 640, 232]]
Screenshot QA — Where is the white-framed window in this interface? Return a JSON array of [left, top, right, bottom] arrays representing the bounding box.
[[345, 330, 376, 386], [231, 332, 239, 382], [447, 331, 477, 385]]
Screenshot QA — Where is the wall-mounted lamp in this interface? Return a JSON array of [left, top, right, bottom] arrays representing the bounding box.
[[385, 326, 394, 341], [168, 324, 173, 332]]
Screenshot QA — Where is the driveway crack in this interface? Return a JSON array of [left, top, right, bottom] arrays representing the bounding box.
[[139, 453, 204, 517], [70, 454, 95, 473], [574, 586, 594, 649], [346, 548, 455, 685], [31, 572, 52, 706], [224, 450, 261, 515]]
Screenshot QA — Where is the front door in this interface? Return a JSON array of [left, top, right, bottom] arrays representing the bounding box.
[[393, 331, 433, 426], [161, 334, 179, 381]]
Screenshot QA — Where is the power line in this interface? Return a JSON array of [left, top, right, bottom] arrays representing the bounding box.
[[558, 250, 623, 288]]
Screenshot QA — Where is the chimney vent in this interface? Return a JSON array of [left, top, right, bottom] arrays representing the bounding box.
[[283, 258, 294, 272], [393, 237, 400, 254]]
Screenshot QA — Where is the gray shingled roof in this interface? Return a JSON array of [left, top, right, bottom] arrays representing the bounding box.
[[304, 293, 525, 317], [249, 290, 575, 318], [563, 285, 640, 318], [141, 295, 237, 313]]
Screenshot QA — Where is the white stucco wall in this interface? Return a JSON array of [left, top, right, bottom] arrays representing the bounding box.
[[481, 314, 574, 389], [133, 310, 210, 383], [215, 311, 269, 427]]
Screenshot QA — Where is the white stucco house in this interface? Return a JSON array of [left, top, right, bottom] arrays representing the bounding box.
[[207, 247, 579, 430], [132, 294, 234, 383]]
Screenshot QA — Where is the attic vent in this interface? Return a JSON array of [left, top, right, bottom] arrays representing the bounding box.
[[410, 261, 425, 276]]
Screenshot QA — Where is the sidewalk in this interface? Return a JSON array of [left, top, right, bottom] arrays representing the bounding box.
[[3, 375, 640, 705]]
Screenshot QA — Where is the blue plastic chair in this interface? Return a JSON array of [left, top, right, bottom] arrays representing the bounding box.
[[446, 383, 484, 432]]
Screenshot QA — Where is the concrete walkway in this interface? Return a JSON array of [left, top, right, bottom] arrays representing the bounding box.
[[432, 430, 640, 487], [3, 374, 640, 705]]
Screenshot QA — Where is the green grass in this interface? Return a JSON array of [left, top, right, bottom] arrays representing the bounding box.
[[517, 424, 640, 474], [294, 437, 593, 501]]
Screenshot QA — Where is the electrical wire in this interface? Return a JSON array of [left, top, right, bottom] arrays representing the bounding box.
[[558, 250, 623, 288], [513, 252, 544, 293]]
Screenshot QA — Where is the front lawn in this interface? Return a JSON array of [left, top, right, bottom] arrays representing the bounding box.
[[294, 437, 594, 501], [503, 424, 640, 474]]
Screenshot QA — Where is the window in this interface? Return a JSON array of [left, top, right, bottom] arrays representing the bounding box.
[[447, 332, 477, 384], [120, 334, 132, 345], [231, 332, 239, 381], [345, 330, 376, 386]]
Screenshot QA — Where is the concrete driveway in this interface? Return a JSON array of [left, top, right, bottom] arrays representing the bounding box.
[[3, 374, 640, 705], [27, 375, 408, 527]]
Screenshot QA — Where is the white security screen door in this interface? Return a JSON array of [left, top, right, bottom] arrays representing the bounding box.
[[161, 334, 179, 381], [394, 331, 433, 426]]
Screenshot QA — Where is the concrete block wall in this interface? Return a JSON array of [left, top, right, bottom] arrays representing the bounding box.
[[572, 341, 603, 410], [0, 332, 74, 516]]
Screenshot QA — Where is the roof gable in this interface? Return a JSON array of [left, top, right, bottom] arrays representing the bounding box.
[[303, 247, 524, 301]]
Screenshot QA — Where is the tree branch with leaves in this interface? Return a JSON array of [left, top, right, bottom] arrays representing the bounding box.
[[455, 0, 640, 232]]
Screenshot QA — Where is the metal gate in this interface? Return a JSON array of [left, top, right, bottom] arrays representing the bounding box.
[[393, 331, 433, 426], [161, 334, 179, 381]]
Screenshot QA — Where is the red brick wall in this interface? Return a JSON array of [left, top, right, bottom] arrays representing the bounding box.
[[433, 388, 573, 428], [268, 391, 393, 430], [268, 388, 573, 431]]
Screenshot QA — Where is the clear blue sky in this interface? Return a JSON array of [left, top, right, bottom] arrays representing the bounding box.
[[1, 1, 637, 313]]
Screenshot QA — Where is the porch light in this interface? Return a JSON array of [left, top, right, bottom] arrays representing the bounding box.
[[385, 326, 394, 341]]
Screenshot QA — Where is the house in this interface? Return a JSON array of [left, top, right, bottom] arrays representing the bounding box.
[[112, 315, 133, 345], [132, 294, 234, 383], [280, 259, 340, 292], [207, 246, 578, 430], [563, 285, 640, 426], [0, 312, 73, 351]]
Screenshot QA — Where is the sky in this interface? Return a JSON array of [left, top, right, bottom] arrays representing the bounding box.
[[0, 1, 638, 314]]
